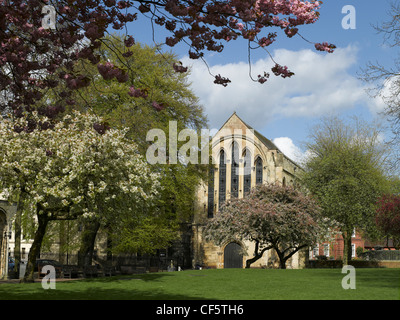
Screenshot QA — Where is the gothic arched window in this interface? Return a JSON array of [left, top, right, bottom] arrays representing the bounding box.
[[243, 149, 251, 196], [231, 142, 239, 198], [218, 150, 226, 209], [255, 157, 263, 185], [207, 163, 214, 218]]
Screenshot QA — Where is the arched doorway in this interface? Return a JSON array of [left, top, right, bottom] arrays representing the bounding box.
[[224, 242, 243, 268]]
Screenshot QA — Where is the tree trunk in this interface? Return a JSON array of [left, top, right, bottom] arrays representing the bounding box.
[[22, 213, 49, 283], [274, 245, 307, 269], [342, 230, 353, 266], [245, 241, 271, 268], [277, 252, 287, 269], [78, 219, 100, 268], [12, 206, 22, 279], [245, 254, 263, 268], [106, 225, 113, 262]]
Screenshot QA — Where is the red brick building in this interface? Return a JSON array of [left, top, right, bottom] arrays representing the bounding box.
[[310, 230, 365, 260], [310, 229, 397, 260]]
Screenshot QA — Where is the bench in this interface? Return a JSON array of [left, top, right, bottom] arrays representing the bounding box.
[[62, 265, 80, 279], [83, 265, 99, 278], [103, 266, 116, 277]]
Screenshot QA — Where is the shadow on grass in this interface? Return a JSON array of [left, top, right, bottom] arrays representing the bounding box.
[[1, 268, 399, 300], [0, 272, 212, 300]]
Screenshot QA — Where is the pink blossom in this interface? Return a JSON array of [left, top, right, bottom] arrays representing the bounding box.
[[152, 101, 165, 111], [271, 64, 294, 78], [315, 42, 336, 53], [0, 0, 333, 116], [128, 86, 148, 98], [172, 62, 188, 73], [124, 35, 135, 47]]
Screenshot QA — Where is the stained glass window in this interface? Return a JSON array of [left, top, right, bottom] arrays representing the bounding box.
[[231, 143, 239, 198], [207, 163, 214, 218], [243, 149, 251, 196], [218, 150, 226, 209], [256, 157, 263, 185]]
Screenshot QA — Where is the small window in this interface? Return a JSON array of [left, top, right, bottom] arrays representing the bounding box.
[[218, 150, 226, 209], [312, 244, 319, 258], [231, 143, 239, 198], [255, 157, 263, 185], [207, 164, 214, 218], [243, 149, 251, 196], [323, 244, 330, 257]]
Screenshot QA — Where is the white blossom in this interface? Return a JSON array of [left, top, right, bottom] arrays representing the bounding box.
[[0, 111, 161, 220]]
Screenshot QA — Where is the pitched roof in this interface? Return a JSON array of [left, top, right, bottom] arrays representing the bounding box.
[[219, 112, 279, 151], [218, 112, 301, 167]]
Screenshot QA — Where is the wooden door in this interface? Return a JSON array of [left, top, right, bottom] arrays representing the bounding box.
[[224, 242, 243, 268]]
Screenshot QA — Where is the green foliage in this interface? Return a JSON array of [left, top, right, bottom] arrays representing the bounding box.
[[301, 116, 393, 263], [302, 116, 391, 234], [356, 246, 365, 257], [70, 35, 207, 153], [21, 35, 208, 257], [62, 36, 209, 254], [111, 216, 179, 255], [73, 35, 209, 218]]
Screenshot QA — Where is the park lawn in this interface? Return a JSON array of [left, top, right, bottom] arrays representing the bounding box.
[[0, 268, 398, 300]]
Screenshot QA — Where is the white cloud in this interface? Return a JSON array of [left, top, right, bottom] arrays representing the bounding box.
[[182, 45, 384, 129], [272, 137, 305, 164], [367, 77, 400, 115]]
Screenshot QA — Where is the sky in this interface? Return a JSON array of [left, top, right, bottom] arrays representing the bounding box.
[[128, 0, 398, 163]]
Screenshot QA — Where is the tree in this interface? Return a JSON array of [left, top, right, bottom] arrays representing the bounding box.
[[0, 110, 160, 281], [1, 0, 335, 119], [360, 2, 400, 169], [301, 116, 391, 265], [204, 183, 329, 269], [376, 194, 400, 249], [68, 35, 207, 154], [57, 36, 209, 264]]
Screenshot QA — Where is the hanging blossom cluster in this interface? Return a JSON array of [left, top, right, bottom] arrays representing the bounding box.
[[0, 110, 161, 219], [314, 42, 337, 53], [0, 0, 334, 117], [155, 0, 334, 83]]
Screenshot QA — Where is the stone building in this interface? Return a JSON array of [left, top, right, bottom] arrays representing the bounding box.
[[191, 112, 304, 269]]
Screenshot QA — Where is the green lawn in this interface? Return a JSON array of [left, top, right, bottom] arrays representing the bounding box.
[[0, 268, 399, 300]]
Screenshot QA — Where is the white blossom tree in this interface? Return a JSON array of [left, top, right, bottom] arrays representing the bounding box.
[[0, 111, 161, 282]]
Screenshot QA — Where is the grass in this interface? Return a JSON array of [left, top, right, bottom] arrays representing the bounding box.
[[0, 268, 399, 300]]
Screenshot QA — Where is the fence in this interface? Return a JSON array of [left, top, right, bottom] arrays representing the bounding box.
[[359, 250, 400, 261], [9, 251, 180, 274], [36, 252, 177, 271]]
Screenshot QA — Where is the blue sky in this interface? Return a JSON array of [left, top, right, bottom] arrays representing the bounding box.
[[128, 0, 397, 162]]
